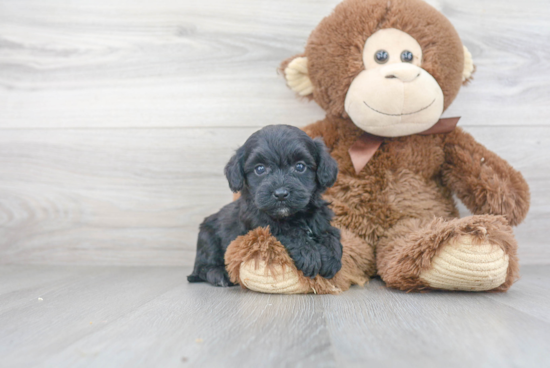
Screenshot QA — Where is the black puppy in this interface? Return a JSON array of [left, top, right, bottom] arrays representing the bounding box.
[[187, 125, 342, 287]]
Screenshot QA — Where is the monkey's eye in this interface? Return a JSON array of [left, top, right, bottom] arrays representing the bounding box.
[[254, 165, 267, 176], [374, 50, 389, 64], [295, 162, 306, 173], [401, 50, 414, 63]]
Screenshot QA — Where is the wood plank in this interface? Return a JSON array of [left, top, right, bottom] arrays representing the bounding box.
[[443, 0, 550, 126], [0, 265, 335, 368], [0, 127, 256, 266], [321, 276, 550, 367], [0, 0, 332, 129], [484, 265, 550, 324], [0, 266, 191, 367], [0, 126, 548, 265], [0, 0, 548, 129], [1, 265, 549, 367]]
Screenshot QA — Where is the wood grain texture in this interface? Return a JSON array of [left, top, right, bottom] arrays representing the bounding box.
[[0, 0, 549, 129], [0, 126, 548, 265], [0, 0, 549, 266], [0, 128, 254, 265], [1, 1, 549, 366], [0, 265, 549, 367]]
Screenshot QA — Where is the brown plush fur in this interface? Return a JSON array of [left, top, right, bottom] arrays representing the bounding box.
[[307, 118, 530, 234], [302, 0, 464, 117], [227, 0, 529, 293], [305, 117, 527, 291], [376, 215, 520, 292], [225, 226, 376, 294], [442, 129, 530, 227]]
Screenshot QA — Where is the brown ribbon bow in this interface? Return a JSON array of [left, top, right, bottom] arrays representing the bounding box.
[[348, 117, 461, 175]]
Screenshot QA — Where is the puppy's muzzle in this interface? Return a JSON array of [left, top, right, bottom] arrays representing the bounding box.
[[273, 188, 290, 201]]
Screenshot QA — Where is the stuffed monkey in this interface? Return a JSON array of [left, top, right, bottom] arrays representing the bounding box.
[[225, 0, 530, 294]]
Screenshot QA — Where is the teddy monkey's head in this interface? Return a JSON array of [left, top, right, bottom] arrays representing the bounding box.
[[282, 0, 475, 137]]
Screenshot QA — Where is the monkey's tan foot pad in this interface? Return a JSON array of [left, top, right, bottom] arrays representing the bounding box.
[[419, 236, 510, 291], [225, 227, 344, 295], [239, 260, 312, 294], [238, 260, 342, 295]]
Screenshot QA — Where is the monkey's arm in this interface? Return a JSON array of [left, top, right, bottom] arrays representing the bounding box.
[[442, 128, 530, 226]]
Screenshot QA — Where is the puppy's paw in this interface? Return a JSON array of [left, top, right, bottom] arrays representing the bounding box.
[[292, 248, 322, 279], [319, 257, 342, 279], [206, 267, 235, 287]]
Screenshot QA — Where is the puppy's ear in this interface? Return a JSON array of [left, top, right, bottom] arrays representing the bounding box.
[[224, 147, 245, 193], [314, 138, 338, 189]]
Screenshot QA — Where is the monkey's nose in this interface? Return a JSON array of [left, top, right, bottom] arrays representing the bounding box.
[[382, 64, 421, 83], [273, 188, 290, 201]]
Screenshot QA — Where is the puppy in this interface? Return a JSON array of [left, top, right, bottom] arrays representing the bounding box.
[[187, 125, 342, 287]]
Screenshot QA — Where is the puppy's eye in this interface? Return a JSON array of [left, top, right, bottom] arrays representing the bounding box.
[[254, 165, 267, 176], [374, 50, 389, 64], [401, 50, 414, 63], [295, 163, 306, 173]]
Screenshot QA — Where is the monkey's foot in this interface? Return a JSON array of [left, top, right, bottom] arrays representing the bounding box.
[[239, 260, 311, 294], [378, 215, 519, 292], [225, 227, 341, 294], [225, 227, 374, 295], [419, 235, 511, 291]]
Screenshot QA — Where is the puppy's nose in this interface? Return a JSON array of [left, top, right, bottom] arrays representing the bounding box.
[[273, 188, 289, 201]]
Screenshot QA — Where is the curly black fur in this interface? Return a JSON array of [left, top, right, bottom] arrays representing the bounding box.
[[187, 125, 342, 287]]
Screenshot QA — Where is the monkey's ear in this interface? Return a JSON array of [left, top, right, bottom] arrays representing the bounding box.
[[281, 55, 314, 97], [224, 147, 245, 193], [462, 45, 476, 84], [314, 138, 339, 189]]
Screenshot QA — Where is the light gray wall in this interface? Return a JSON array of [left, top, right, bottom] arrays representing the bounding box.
[[0, 0, 548, 265]]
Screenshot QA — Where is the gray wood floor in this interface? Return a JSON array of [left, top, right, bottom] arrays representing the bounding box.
[[1, 265, 550, 368]]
